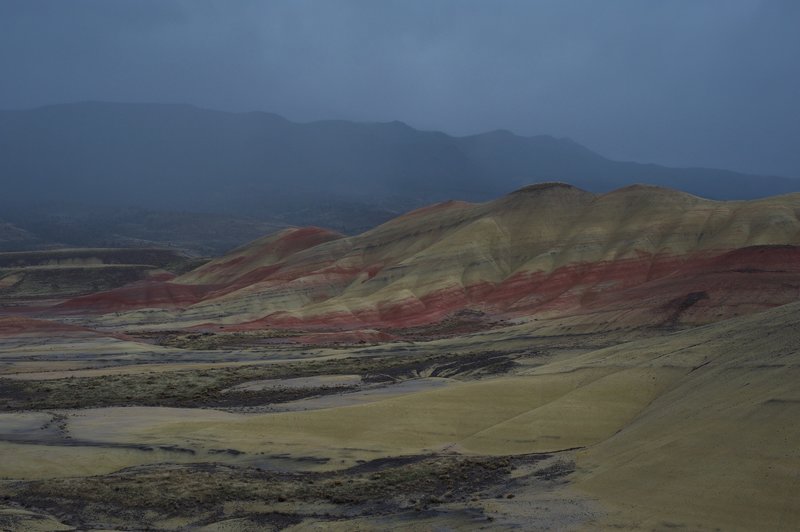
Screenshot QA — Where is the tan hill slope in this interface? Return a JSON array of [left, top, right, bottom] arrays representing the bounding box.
[[62, 183, 800, 333], [567, 299, 800, 530]]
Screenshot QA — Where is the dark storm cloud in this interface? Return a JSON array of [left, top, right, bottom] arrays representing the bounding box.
[[1, 0, 799, 177]]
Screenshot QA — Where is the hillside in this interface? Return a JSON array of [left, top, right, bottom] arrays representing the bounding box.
[[62, 183, 800, 338], [567, 299, 800, 530]]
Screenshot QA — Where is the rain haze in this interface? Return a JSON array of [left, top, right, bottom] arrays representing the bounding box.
[[1, 0, 799, 177]]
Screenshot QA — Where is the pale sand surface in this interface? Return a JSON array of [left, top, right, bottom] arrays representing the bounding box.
[[0, 412, 53, 436], [0, 441, 199, 480], [266, 377, 460, 412], [57, 367, 672, 464], [0, 507, 73, 531]]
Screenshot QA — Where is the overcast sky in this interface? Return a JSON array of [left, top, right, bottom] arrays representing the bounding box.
[[1, 0, 799, 177]]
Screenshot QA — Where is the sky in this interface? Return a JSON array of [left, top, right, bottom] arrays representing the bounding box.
[[1, 0, 799, 177]]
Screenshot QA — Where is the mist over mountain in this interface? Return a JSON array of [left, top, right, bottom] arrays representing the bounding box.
[[3, 101, 799, 253], [3, 102, 798, 220]]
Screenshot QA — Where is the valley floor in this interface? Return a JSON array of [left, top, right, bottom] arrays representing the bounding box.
[[0, 303, 798, 531]]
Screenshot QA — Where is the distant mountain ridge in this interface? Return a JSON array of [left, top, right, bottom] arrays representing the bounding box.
[[2, 102, 798, 220]]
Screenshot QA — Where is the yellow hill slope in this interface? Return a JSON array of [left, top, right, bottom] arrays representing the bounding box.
[[567, 301, 800, 531]]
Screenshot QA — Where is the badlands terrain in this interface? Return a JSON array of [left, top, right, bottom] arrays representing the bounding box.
[[1, 183, 799, 530]]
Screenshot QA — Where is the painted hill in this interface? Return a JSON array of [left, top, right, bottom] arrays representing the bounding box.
[[61, 183, 800, 337]]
